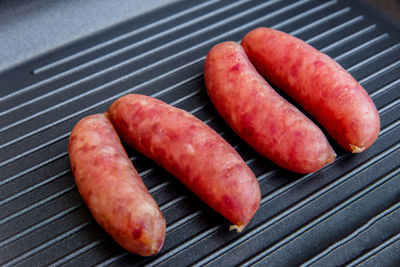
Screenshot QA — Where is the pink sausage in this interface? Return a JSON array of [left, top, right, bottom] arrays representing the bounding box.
[[68, 113, 165, 256], [204, 41, 336, 173], [242, 27, 380, 153], [107, 94, 260, 232]]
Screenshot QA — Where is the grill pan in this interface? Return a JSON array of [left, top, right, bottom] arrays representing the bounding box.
[[1, 0, 400, 266]]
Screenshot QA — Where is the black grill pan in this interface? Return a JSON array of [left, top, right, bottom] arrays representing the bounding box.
[[1, 0, 400, 266]]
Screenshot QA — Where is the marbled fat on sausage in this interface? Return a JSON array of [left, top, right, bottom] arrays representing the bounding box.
[[242, 27, 380, 153], [204, 41, 336, 173], [107, 94, 261, 232], [68, 113, 165, 256]]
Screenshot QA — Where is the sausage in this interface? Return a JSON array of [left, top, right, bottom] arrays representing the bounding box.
[[204, 41, 336, 173], [241, 27, 380, 153], [68, 113, 165, 256], [107, 94, 260, 232]]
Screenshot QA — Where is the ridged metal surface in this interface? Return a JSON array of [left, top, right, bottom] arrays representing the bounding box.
[[1, 0, 400, 266]]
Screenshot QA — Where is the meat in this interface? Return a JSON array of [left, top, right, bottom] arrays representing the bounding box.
[[107, 94, 261, 232], [204, 41, 336, 173], [68, 113, 165, 256], [241, 27, 380, 153]]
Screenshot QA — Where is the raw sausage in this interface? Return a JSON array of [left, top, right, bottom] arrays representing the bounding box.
[[68, 113, 165, 256], [241, 27, 380, 153], [204, 41, 336, 173], [107, 94, 260, 232]]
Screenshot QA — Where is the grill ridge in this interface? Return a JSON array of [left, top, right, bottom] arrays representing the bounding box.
[[0, 0, 276, 112], [0, 185, 76, 226], [1, 23, 397, 191], [0, 3, 374, 165], [242, 166, 400, 266], [0, 72, 202, 151], [0, 0, 320, 132], [0, 152, 68, 187], [290, 7, 351, 36], [47, 238, 106, 267], [0, 1, 351, 162], [0, 107, 259, 260], [193, 135, 400, 266], [0, 169, 70, 207], [359, 59, 400, 85], [0, 204, 83, 249], [0, 0, 222, 103], [152, 124, 400, 266], [301, 201, 400, 266], [0, 0, 350, 169], [31, 0, 223, 75], [370, 77, 400, 98], [333, 33, 389, 62], [347, 232, 400, 266], [268, 0, 338, 31], [140, 171, 276, 267], [4, 98, 398, 265], [306, 15, 364, 44], [346, 43, 400, 72], [1, 10, 398, 262], [2, 222, 92, 267]]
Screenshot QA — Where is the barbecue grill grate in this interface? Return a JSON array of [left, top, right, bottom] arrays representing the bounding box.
[[1, 0, 400, 266]]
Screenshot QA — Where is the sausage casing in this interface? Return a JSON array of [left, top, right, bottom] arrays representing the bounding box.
[[204, 41, 336, 173], [242, 27, 380, 152], [68, 113, 166, 256], [108, 94, 261, 232]]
